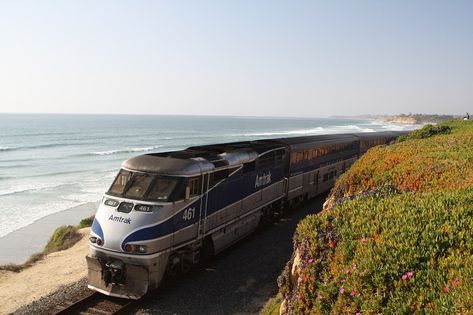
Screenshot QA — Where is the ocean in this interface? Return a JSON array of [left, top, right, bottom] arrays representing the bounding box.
[[0, 114, 416, 239]]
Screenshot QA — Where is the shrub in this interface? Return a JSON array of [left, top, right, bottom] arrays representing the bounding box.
[[44, 225, 82, 253], [331, 120, 473, 198], [0, 253, 45, 273], [79, 215, 95, 228], [261, 294, 283, 315], [397, 124, 451, 142], [288, 188, 473, 314]]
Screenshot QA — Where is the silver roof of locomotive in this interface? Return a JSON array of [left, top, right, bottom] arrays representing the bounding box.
[[122, 148, 259, 176], [122, 155, 214, 175]]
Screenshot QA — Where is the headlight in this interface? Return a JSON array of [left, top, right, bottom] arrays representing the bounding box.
[[90, 236, 103, 246], [136, 245, 147, 253], [123, 243, 147, 253]]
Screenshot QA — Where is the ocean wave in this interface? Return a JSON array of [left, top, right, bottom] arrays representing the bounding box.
[[238, 127, 326, 137], [333, 124, 364, 130], [0, 182, 76, 198], [6, 131, 77, 138], [0, 163, 32, 169], [28, 169, 94, 179], [328, 125, 376, 133], [0, 143, 74, 152], [234, 125, 383, 137], [91, 145, 163, 156]]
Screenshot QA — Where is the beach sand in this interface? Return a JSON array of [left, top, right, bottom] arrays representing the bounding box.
[[0, 228, 90, 314], [0, 202, 98, 265]]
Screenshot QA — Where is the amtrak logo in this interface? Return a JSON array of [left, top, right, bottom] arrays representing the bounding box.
[[109, 214, 131, 224], [255, 171, 272, 188]]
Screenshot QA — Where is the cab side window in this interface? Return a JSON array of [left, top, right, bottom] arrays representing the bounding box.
[[188, 177, 201, 197]]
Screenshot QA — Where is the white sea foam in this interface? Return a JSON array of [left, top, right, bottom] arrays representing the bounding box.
[[231, 125, 387, 138], [0, 146, 10, 151], [92, 145, 162, 156]]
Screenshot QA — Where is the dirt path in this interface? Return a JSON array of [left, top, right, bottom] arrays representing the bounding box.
[[0, 228, 90, 314]]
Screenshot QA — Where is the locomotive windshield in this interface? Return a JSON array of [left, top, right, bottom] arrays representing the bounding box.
[[108, 169, 183, 202]]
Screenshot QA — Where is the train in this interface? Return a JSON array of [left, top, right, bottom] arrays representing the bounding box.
[[86, 131, 406, 299]]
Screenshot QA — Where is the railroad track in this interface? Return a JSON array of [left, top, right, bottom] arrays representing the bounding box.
[[52, 291, 137, 315]]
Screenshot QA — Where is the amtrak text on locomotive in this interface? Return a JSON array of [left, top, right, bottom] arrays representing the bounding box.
[[108, 215, 131, 224], [255, 171, 272, 188]]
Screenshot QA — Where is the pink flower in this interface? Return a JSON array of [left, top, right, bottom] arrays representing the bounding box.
[[350, 290, 356, 297], [340, 278, 346, 283], [352, 263, 357, 270], [355, 312, 361, 315], [402, 274, 408, 280], [345, 269, 351, 274], [407, 271, 414, 278], [307, 258, 314, 264], [444, 286, 450, 293], [339, 287, 345, 294], [317, 294, 323, 300]]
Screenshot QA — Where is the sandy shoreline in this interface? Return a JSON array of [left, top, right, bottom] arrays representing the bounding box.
[[0, 201, 98, 265]]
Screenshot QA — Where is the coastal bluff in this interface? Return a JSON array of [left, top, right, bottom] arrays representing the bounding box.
[[333, 114, 459, 125], [264, 120, 473, 314], [384, 114, 454, 125]]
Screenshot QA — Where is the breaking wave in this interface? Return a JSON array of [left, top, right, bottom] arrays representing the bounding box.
[[91, 145, 163, 156], [0, 143, 75, 152]]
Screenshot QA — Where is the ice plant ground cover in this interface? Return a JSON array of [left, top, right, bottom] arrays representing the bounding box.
[[272, 120, 473, 314]]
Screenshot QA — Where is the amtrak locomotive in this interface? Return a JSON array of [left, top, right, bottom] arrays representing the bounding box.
[[87, 131, 405, 299]]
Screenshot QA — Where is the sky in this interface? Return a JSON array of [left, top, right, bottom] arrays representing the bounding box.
[[0, 1, 472, 118]]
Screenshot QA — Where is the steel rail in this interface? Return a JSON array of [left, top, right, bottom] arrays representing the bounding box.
[[52, 291, 137, 315]]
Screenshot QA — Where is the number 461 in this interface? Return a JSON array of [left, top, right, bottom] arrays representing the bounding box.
[[183, 207, 195, 221]]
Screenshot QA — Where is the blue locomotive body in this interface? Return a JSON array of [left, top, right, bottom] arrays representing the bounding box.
[[87, 131, 404, 298]]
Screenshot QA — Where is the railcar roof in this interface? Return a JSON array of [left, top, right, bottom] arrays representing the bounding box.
[[351, 131, 398, 140], [352, 130, 409, 140], [187, 140, 283, 154], [122, 131, 406, 175], [270, 133, 359, 149]]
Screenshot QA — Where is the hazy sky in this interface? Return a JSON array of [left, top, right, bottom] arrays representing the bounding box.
[[1, 1, 472, 117]]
